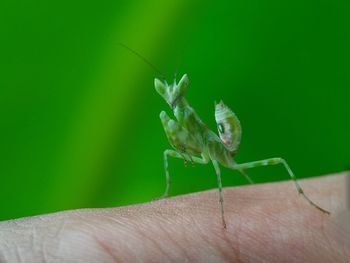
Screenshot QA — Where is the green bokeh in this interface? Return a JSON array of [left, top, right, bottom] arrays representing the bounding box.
[[1, 0, 349, 221]]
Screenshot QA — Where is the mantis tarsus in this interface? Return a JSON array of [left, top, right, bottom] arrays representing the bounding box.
[[154, 74, 330, 228]]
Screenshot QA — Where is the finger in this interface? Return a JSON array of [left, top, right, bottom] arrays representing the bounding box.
[[0, 173, 349, 262]]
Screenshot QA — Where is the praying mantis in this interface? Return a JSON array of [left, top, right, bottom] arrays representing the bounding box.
[[118, 43, 330, 228], [154, 74, 330, 228]]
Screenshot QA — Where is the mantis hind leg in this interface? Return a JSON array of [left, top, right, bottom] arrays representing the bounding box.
[[156, 149, 209, 200], [231, 158, 330, 214], [237, 168, 254, 184]]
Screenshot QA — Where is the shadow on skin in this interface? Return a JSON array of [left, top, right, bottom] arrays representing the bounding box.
[[0, 173, 349, 262]]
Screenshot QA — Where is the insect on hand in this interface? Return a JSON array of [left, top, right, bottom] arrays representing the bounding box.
[[154, 74, 330, 228], [118, 43, 330, 228]]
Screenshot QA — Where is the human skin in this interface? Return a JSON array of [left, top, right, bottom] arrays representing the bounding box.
[[0, 173, 349, 263]]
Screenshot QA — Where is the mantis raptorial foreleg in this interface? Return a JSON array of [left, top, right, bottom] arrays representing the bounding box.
[[231, 158, 330, 214], [158, 149, 209, 199]]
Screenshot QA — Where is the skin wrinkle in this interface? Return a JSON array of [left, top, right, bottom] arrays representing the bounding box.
[[32, 224, 58, 261], [132, 219, 174, 263], [194, 206, 239, 262], [318, 214, 337, 260], [0, 222, 27, 262], [0, 231, 9, 261], [41, 241, 49, 263], [277, 210, 334, 260], [231, 217, 243, 263], [60, 222, 111, 262], [339, 221, 350, 259], [234, 213, 274, 262], [281, 231, 305, 263], [159, 218, 199, 263], [319, 225, 344, 262], [96, 227, 129, 262], [97, 217, 150, 262], [322, 228, 341, 261], [190, 206, 239, 262], [275, 208, 318, 261], [93, 233, 122, 263], [216, 228, 241, 262], [189, 219, 221, 261], [54, 220, 67, 239], [137, 226, 178, 262], [188, 228, 225, 263], [151, 225, 185, 262], [268, 206, 308, 246], [14, 244, 23, 263], [31, 225, 46, 262], [249, 197, 328, 262], [232, 191, 320, 262], [324, 219, 350, 262], [81, 215, 122, 262], [187, 214, 216, 260], [30, 226, 37, 252], [225, 189, 281, 215], [308, 181, 346, 261], [185, 199, 226, 250], [51, 219, 67, 261], [47, 221, 73, 261], [212, 210, 250, 262], [0, 241, 12, 263], [146, 214, 195, 262], [104, 215, 124, 225]]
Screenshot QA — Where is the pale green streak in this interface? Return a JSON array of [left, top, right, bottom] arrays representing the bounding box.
[[48, 0, 190, 209]]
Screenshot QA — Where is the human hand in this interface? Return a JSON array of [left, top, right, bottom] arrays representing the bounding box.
[[1, 173, 349, 262]]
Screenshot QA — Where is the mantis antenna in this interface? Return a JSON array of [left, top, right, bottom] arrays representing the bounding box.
[[173, 41, 190, 82], [117, 42, 166, 80]]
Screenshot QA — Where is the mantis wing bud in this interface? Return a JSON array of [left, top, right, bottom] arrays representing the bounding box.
[[215, 100, 242, 155]]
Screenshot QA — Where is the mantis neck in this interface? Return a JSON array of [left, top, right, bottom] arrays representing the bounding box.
[[174, 97, 189, 109], [173, 97, 206, 129], [173, 97, 191, 120]]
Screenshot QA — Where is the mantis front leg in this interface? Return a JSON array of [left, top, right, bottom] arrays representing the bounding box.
[[231, 158, 330, 214], [158, 149, 209, 199]]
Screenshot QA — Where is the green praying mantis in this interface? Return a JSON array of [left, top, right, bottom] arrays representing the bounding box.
[[118, 43, 330, 228], [154, 74, 330, 228]]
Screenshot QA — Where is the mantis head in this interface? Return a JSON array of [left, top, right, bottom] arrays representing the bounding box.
[[215, 100, 242, 155], [154, 74, 189, 109]]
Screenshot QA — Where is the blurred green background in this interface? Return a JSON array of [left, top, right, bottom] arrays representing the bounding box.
[[1, 0, 349, 221]]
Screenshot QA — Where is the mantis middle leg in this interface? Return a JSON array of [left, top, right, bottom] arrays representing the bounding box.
[[231, 157, 330, 214], [158, 149, 209, 199], [212, 160, 227, 228]]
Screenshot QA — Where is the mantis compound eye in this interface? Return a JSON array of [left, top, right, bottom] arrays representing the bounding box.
[[218, 123, 225, 134]]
